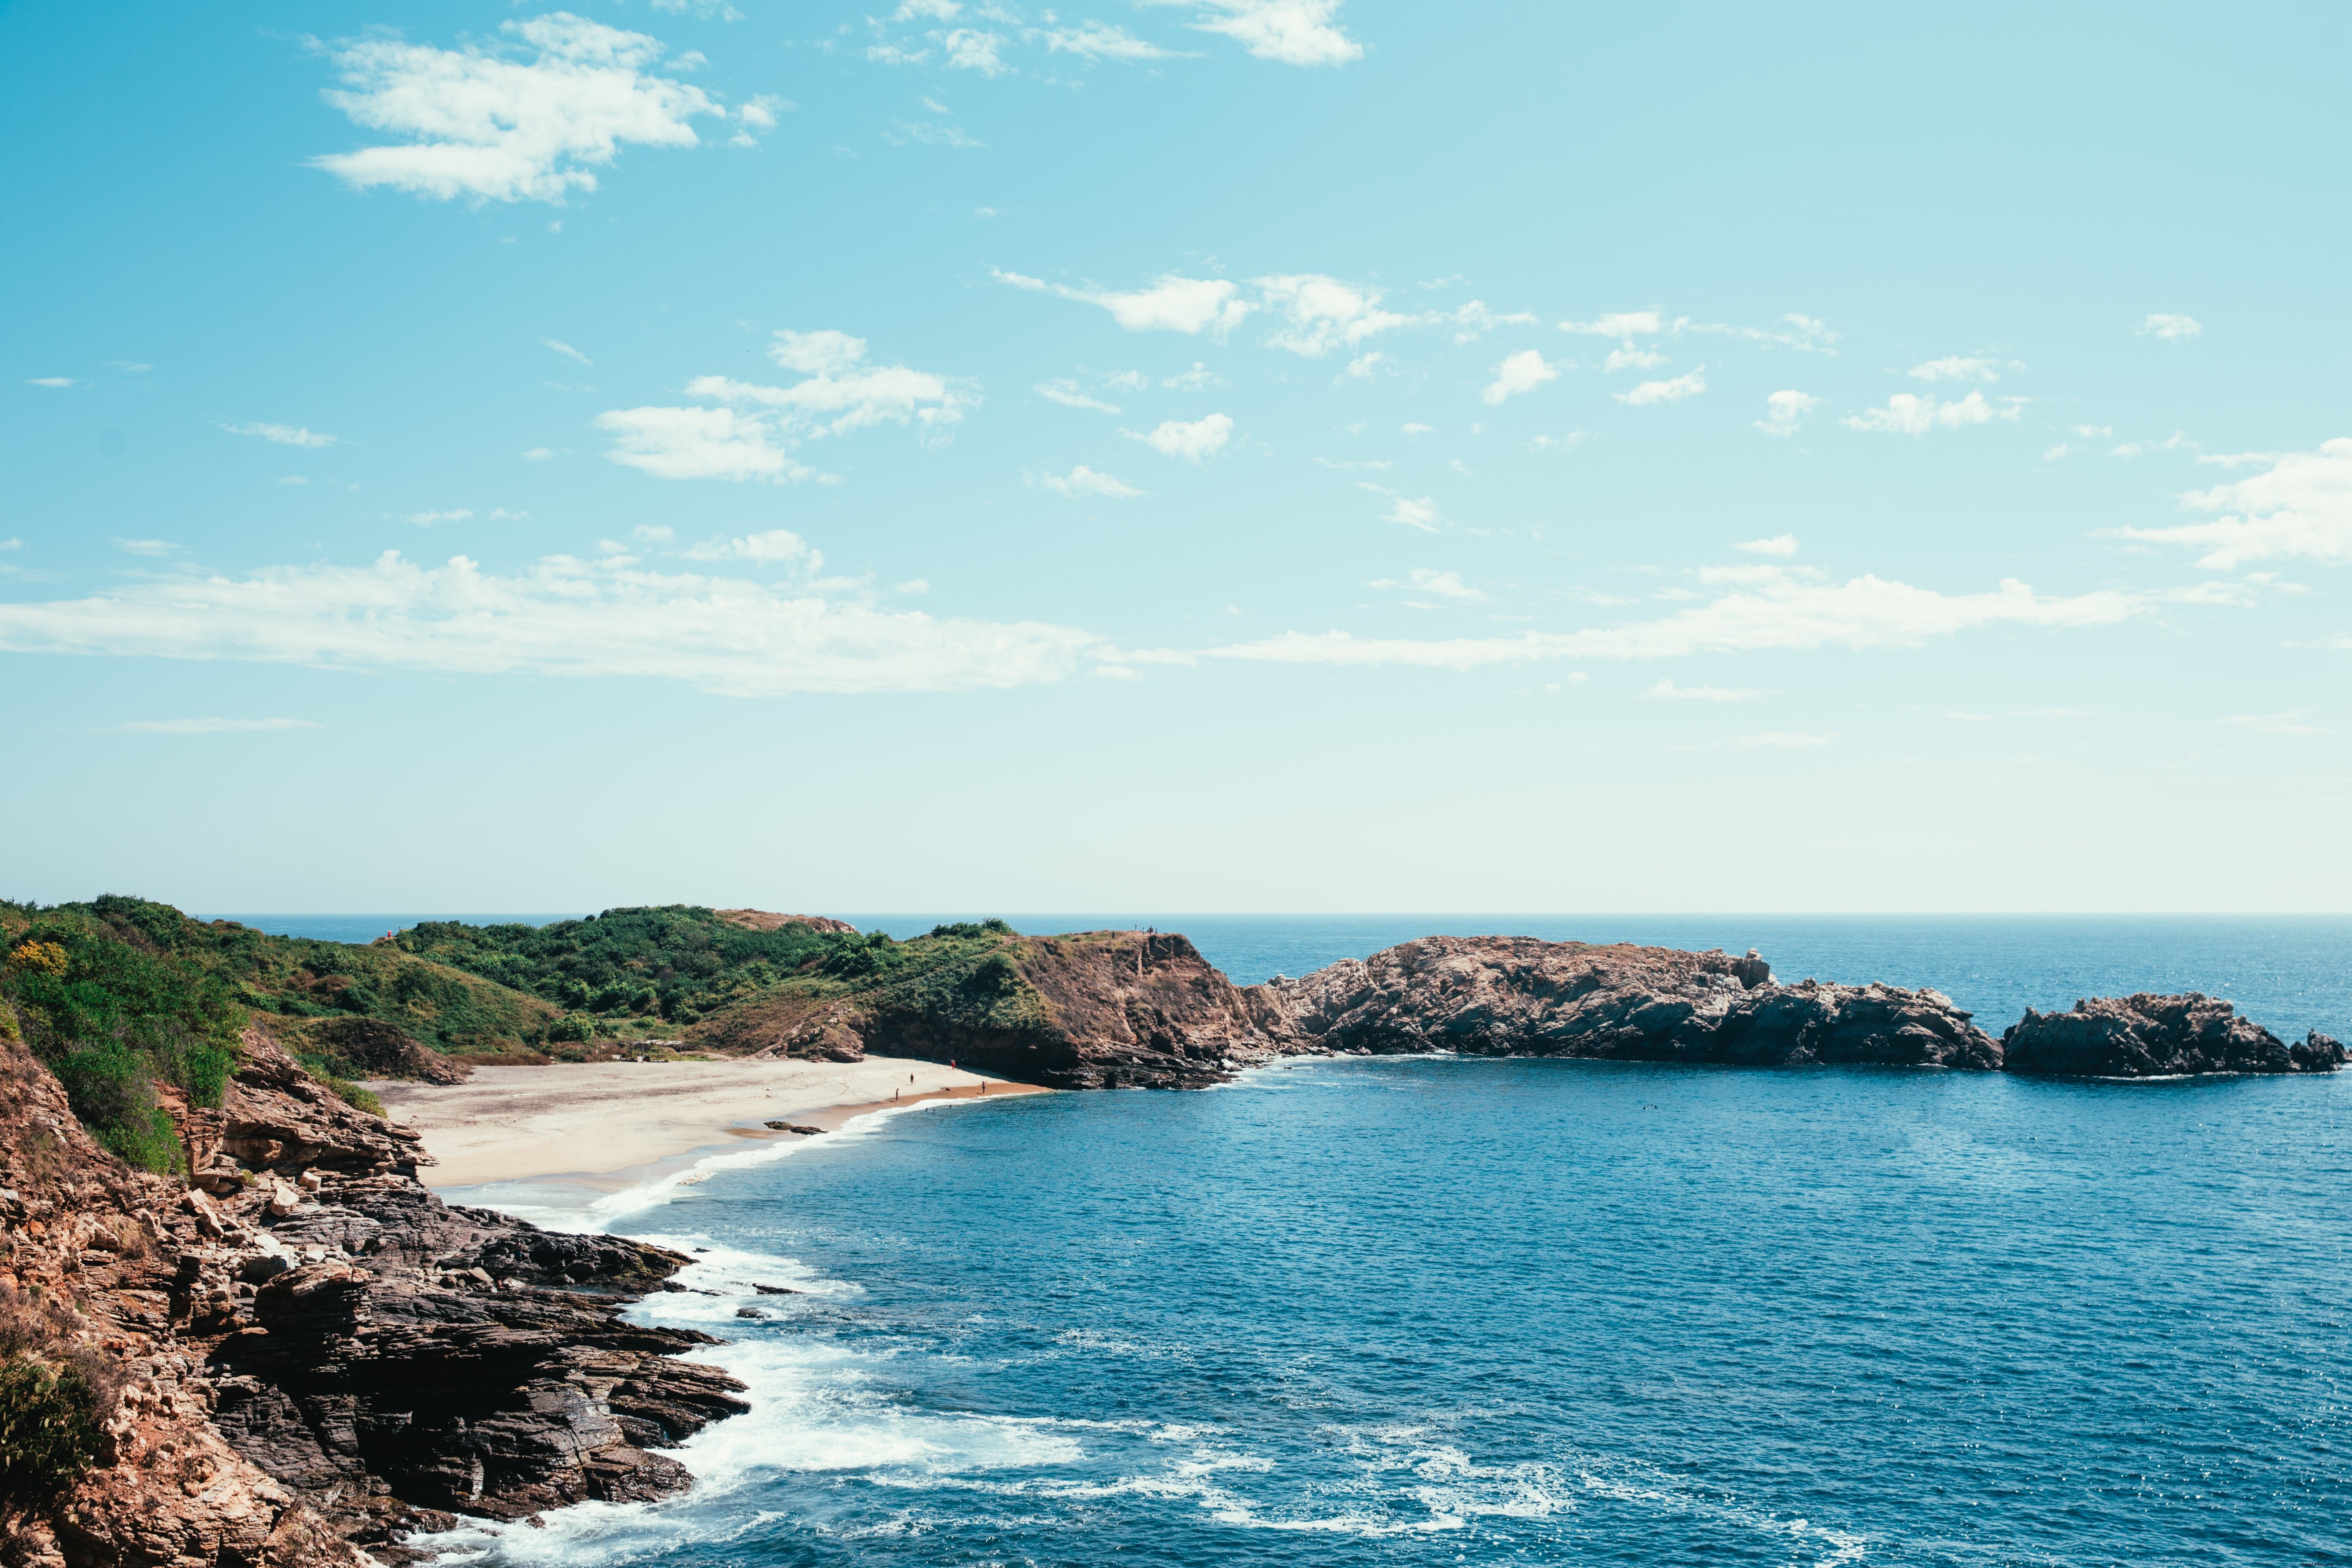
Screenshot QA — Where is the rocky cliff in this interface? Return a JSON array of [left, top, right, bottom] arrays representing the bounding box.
[[1246, 935, 2004, 1069], [2002, 992, 2347, 1077], [0, 1020, 745, 1568]]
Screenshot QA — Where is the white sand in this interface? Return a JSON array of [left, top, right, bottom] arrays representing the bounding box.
[[371, 1056, 1046, 1188]]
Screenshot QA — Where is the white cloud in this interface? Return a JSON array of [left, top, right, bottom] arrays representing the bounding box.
[[1037, 464, 1143, 499], [1127, 412, 1233, 462], [1039, 22, 1176, 59], [1359, 485, 1444, 532], [225, 422, 338, 448], [1603, 346, 1667, 372], [1841, 390, 2017, 434], [2105, 438, 2352, 568], [0, 539, 20, 551], [1114, 569, 2135, 670], [406, 508, 474, 525], [939, 28, 1010, 73], [111, 717, 320, 735], [523, 446, 557, 460], [594, 405, 818, 482], [2138, 314, 2203, 340], [1754, 390, 1819, 437], [1617, 367, 1706, 406], [0, 550, 1097, 696], [1689, 314, 1839, 353], [1482, 349, 1560, 405], [1254, 274, 1412, 356], [311, 14, 723, 204], [2219, 709, 2329, 736], [603, 328, 967, 480], [1340, 351, 1388, 383], [26, 377, 75, 389], [895, 0, 961, 17], [996, 269, 1253, 338], [1561, 311, 1662, 338], [868, 44, 932, 66], [1734, 534, 1799, 557], [1401, 422, 1434, 436], [634, 525, 674, 542], [1644, 679, 1759, 701], [113, 539, 180, 557], [1442, 301, 1540, 342], [544, 337, 592, 364], [1529, 432, 1586, 451], [1164, 363, 1219, 390], [895, 578, 930, 594], [1908, 356, 2000, 382], [1371, 567, 1483, 603], [1184, 0, 1362, 66], [1035, 379, 1121, 413], [1733, 731, 1836, 749], [681, 528, 815, 565]]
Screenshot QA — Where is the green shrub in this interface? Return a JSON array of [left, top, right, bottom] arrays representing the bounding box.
[[0, 1359, 104, 1513], [970, 953, 1022, 996], [294, 1053, 384, 1118], [547, 1012, 595, 1044]]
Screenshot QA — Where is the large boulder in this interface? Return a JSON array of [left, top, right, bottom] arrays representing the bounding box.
[[2002, 993, 2345, 1077]]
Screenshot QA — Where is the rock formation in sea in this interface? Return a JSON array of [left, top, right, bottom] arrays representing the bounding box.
[[0, 1023, 745, 1567], [2001, 992, 2348, 1077], [1245, 935, 2004, 1069]]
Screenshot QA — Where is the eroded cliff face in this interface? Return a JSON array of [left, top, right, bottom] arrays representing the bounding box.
[[1245, 936, 2003, 1070], [1, 1022, 746, 1567], [2003, 993, 2346, 1077]]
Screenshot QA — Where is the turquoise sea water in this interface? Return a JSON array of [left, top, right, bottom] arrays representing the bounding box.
[[396, 917, 2352, 1568]]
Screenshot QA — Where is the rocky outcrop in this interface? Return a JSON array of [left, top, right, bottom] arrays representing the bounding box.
[[2002, 993, 2347, 1077], [1247, 936, 2002, 1069], [1, 1019, 745, 1567]]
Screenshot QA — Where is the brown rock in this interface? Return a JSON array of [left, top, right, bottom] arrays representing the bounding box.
[[2002, 992, 2346, 1077]]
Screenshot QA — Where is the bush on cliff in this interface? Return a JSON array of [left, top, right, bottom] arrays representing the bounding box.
[[0, 1358, 104, 1513]]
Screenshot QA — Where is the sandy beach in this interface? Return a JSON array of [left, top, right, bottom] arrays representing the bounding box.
[[372, 1056, 1048, 1188]]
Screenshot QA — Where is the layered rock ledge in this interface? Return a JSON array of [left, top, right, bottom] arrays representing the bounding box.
[[0, 1025, 745, 1568], [2002, 992, 2347, 1078]]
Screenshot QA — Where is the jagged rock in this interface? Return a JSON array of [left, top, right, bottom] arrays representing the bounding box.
[[1247, 936, 2003, 1069], [2002, 993, 2347, 1077], [0, 1006, 746, 1566], [219, 1029, 433, 1177]]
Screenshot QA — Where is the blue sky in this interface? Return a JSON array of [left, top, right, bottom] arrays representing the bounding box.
[[4, 1, 2347, 913]]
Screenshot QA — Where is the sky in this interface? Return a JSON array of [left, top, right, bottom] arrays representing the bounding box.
[[3, 0, 2348, 914]]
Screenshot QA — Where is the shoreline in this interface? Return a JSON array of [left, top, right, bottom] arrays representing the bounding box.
[[371, 1055, 1051, 1193]]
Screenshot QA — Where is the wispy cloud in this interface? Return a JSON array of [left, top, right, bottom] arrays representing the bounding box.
[[1842, 391, 2019, 434], [310, 14, 750, 204], [2103, 438, 2352, 568], [1617, 367, 1705, 406], [25, 377, 75, 389], [112, 539, 180, 557], [1126, 412, 1233, 462], [995, 269, 1252, 337], [1358, 485, 1445, 532], [1035, 379, 1120, 413], [224, 422, 338, 448], [1183, 0, 1362, 66], [1105, 569, 2137, 671], [0, 550, 1096, 696], [1371, 567, 1483, 603], [1734, 535, 1799, 557], [2137, 313, 2203, 340], [1754, 390, 1819, 437], [601, 328, 967, 481], [1644, 679, 1759, 701], [1908, 356, 2001, 382], [544, 337, 593, 365], [2220, 708, 2329, 736], [110, 717, 321, 735], [1036, 464, 1143, 499]]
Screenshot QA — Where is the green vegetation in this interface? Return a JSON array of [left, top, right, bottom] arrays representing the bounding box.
[[396, 905, 858, 1026], [0, 1360, 105, 1512]]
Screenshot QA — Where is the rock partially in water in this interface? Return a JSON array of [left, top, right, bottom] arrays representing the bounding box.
[[1246, 935, 2002, 1070], [2002, 993, 2346, 1077]]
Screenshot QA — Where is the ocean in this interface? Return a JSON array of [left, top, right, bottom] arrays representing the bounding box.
[[329, 914, 2352, 1568]]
